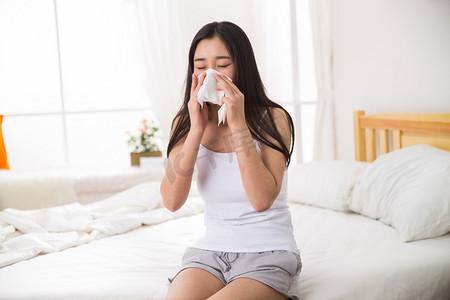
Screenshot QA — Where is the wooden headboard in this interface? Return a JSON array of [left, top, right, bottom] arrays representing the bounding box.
[[354, 110, 450, 162]]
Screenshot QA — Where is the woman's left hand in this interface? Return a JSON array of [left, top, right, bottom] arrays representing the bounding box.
[[214, 73, 246, 130]]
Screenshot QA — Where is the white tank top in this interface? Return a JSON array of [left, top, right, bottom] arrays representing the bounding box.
[[195, 139, 299, 254]]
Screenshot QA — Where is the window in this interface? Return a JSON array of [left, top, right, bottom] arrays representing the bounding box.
[[1, 0, 152, 170], [257, 0, 317, 164]]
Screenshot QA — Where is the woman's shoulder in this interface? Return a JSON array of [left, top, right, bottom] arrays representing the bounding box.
[[261, 106, 290, 126], [258, 106, 292, 147]]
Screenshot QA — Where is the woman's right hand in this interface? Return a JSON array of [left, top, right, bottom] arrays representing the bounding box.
[[188, 72, 208, 134]]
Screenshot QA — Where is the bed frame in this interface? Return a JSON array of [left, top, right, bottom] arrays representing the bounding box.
[[354, 110, 450, 162]]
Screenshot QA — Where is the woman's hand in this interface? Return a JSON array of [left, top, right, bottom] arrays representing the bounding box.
[[188, 72, 209, 134], [214, 73, 246, 130]]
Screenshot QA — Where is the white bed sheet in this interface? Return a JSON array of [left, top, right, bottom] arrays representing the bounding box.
[[0, 202, 449, 300], [291, 204, 450, 300]]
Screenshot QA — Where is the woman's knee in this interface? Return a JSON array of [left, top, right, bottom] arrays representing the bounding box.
[[165, 268, 224, 300]]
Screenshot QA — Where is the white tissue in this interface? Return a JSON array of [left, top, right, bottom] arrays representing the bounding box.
[[197, 69, 231, 126]]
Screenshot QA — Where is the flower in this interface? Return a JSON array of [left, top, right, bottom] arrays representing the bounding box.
[[126, 119, 161, 153]]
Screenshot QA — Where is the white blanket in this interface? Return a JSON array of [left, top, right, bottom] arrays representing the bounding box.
[[0, 182, 204, 268]]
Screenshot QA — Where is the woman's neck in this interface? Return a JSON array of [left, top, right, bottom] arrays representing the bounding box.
[[208, 104, 221, 124]]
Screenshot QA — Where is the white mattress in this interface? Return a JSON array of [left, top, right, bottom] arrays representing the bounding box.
[[1, 203, 449, 300]]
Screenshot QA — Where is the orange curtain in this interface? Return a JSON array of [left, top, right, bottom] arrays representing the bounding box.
[[0, 115, 10, 169]]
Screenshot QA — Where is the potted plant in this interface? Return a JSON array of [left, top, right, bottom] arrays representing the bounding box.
[[126, 119, 162, 166]]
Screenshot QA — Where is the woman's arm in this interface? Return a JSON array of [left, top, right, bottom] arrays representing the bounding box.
[[160, 73, 208, 212], [232, 108, 290, 212], [215, 73, 290, 212], [160, 128, 203, 212]]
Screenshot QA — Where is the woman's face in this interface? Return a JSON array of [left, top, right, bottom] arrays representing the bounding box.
[[193, 36, 235, 81]]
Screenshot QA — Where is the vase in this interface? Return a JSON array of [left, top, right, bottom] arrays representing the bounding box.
[[130, 151, 162, 166]]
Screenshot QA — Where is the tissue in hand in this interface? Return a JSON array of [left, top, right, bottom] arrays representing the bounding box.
[[197, 69, 231, 125]]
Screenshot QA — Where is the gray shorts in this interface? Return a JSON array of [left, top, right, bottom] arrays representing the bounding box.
[[170, 247, 302, 299]]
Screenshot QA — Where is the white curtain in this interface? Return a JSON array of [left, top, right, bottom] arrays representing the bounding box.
[[124, 0, 185, 151], [309, 0, 337, 160]]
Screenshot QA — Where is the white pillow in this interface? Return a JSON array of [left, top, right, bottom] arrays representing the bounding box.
[[350, 144, 450, 242], [287, 161, 370, 211], [0, 169, 78, 210]]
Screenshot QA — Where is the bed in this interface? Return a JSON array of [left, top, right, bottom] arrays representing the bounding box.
[[0, 110, 449, 300]]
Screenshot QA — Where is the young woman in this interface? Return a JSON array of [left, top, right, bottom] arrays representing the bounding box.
[[160, 21, 301, 300]]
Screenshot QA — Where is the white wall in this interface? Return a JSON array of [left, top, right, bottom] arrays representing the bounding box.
[[333, 0, 450, 160]]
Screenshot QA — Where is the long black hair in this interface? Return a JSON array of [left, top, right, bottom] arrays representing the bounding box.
[[167, 21, 295, 166]]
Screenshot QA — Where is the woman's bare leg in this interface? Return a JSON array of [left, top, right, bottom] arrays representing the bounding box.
[[165, 268, 224, 300], [208, 277, 289, 300]]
